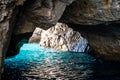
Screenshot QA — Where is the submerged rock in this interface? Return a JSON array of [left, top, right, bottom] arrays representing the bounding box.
[[29, 23, 88, 52]]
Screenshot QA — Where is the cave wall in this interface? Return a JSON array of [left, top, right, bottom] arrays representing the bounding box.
[[60, 0, 120, 25], [13, 0, 120, 35], [13, 0, 75, 35], [0, 0, 26, 78], [0, 0, 15, 77], [68, 23, 120, 61]]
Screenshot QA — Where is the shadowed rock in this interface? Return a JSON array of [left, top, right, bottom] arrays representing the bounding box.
[[14, 0, 74, 34], [60, 0, 120, 25], [0, 0, 26, 78], [69, 23, 120, 61]]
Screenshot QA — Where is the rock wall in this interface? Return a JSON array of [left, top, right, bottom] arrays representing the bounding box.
[[60, 0, 120, 25], [0, 0, 25, 78], [14, 0, 74, 35], [69, 23, 120, 61], [29, 23, 89, 52]]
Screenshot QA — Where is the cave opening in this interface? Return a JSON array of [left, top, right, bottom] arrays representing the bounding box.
[[5, 0, 94, 58], [5, 0, 33, 58], [6, 33, 32, 58], [5, 0, 120, 61], [2, 0, 120, 80]]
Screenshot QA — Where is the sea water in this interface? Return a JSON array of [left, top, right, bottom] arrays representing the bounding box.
[[3, 43, 120, 80]]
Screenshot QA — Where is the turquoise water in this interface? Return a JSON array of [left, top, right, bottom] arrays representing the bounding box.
[[3, 43, 120, 80]]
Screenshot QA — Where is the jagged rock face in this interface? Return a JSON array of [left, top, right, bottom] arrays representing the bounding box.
[[0, 0, 14, 76], [14, 0, 120, 35], [0, 0, 25, 77], [29, 23, 88, 52], [60, 0, 120, 25], [14, 0, 75, 34]]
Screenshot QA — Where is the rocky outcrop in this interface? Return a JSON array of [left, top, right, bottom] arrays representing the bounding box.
[[14, 0, 75, 34], [60, 0, 120, 25], [29, 23, 88, 52]]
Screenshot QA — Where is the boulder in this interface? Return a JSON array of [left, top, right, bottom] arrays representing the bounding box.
[[29, 23, 88, 52]]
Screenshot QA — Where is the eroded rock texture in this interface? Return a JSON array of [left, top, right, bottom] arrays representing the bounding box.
[[14, 0, 75, 34], [0, 0, 25, 78], [29, 23, 88, 52], [60, 0, 120, 25]]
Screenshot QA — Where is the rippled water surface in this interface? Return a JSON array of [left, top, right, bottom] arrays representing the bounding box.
[[3, 44, 120, 80]]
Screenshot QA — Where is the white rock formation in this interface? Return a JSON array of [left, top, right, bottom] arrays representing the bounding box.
[[29, 23, 88, 52]]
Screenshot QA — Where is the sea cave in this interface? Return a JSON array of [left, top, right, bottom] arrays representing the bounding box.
[[0, 0, 120, 80]]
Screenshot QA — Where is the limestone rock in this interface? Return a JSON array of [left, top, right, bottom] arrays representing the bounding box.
[[0, 0, 26, 77], [29, 27, 44, 43], [14, 0, 70, 34], [29, 23, 88, 52], [60, 0, 120, 25]]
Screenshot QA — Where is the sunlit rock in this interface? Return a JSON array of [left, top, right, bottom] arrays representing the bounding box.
[[29, 23, 88, 52], [29, 27, 44, 43]]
